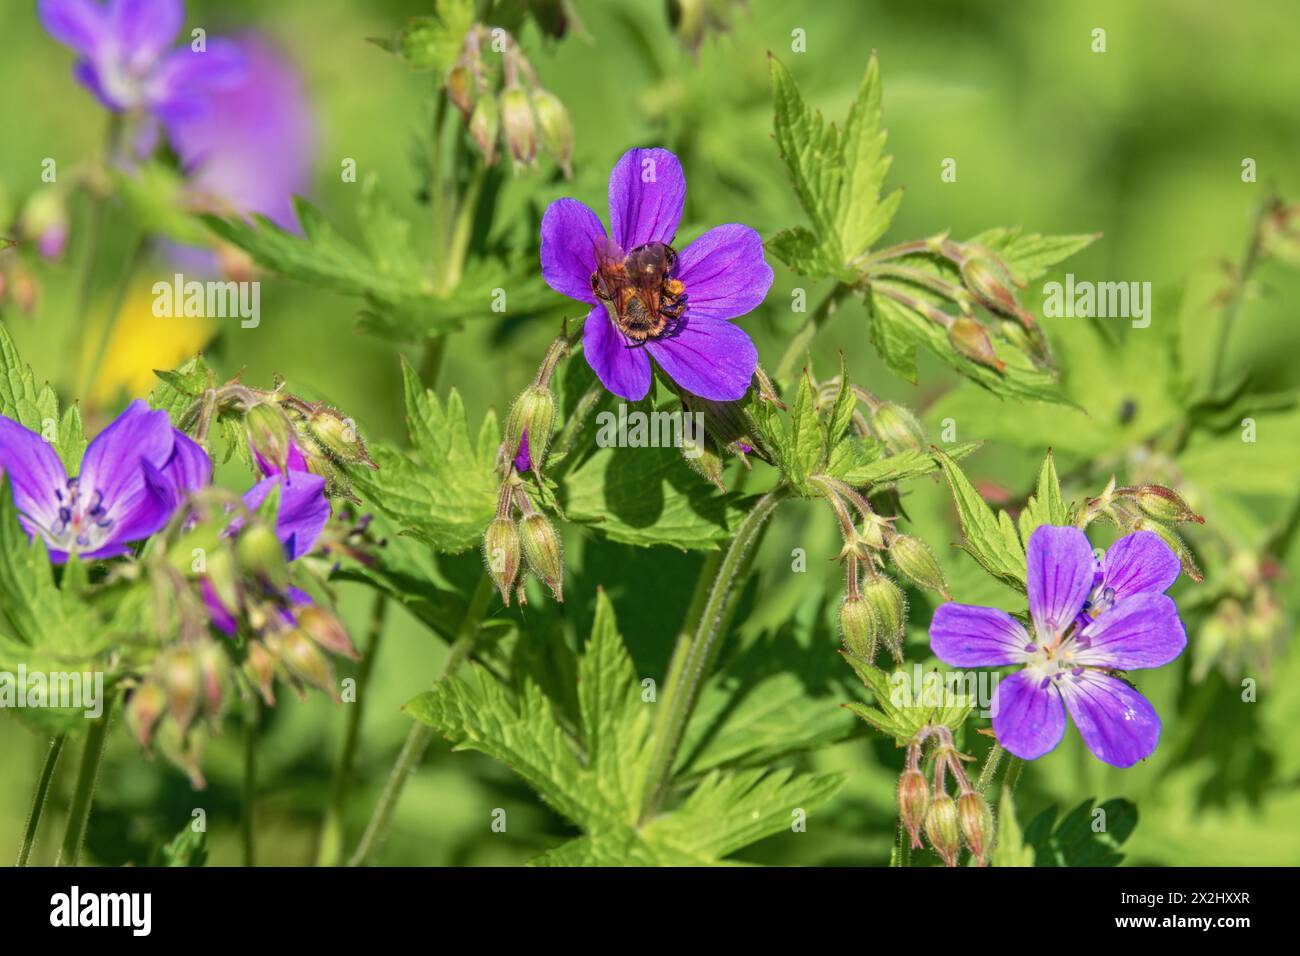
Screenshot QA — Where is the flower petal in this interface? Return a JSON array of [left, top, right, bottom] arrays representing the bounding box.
[[676, 224, 774, 322], [1101, 530, 1181, 601], [1026, 525, 1095, 639], [110, 0, 183, 71], [540, 197, 605, 305], [0, 416, 68, 531], [201, 578, 239, 635], [38, 0, 106, 56], [991, 669, 1067, 761], [1058, 669, 1161, 768], [930, 603, 1032, 666], [78, 399, 176, 532], [607, 147, 685, 251], [1075, 593, 1187, 670], [582, 305, 651, 401], [149, 38, 246, 123], [242, 471, 329, 561], [645, 316, 757, 401]]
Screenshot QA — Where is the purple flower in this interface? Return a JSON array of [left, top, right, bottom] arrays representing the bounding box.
[[0, 399, 209, 561], [540, 147, 773, 402], [39, 0, 244, 142], [929, 526, 1187, 768]]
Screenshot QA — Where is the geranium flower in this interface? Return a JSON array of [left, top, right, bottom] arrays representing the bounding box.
[[540, 147, 773, 402], [0, 399, 208, 561], [929, 525, 1187, 767], [39, 0, 244, 135]]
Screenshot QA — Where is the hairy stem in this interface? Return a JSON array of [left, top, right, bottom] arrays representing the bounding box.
[[56, 694, 116, 867], [16, 734, 66, 866], [975, 742, 1004, 795], [242, 697, 259, 866], [639, 485, 790, 822], [348, 572, 494, 866]]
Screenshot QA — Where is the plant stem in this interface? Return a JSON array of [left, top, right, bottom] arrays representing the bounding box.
[[1003, 755, 1024, 793], [1208, 195, 1270, 394], [242, 697, 259, 866], [348, 572, 494, 867], [314, 592, 389, 867], [16, 735, 66, 867], [78, 236, 147, 400], [774, 284, 852, 382], [975, 743, 1004, 796], [638, 485, 790, 822], [442, 166, 486, 291], [56, 694, 116, 867]]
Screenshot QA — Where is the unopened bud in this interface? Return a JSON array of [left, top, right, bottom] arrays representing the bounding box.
[[960, 256, 1032, 327], [869, 403, 926, 453], [504, 385, 556, 473], [162, 648, 201, 735], [500, 86, 537, 167], [898, 769, 929, 849], [862, 574, 908, 664], [948, 315, 1006, 372], [296, 606, 360, 660], [483, 517, 521, 604], [125, 682, 166, 748], [532, 88, 573, 178], [305, 407, 374, 468], [839, 593, 876, 661], [280, 629, 339, 700], [520, 513, 564, 602], [958, 790, 995, 864], [889, 534, 949, 597], [237, 522, 290, 591], [469, 94, 500, 164], [446, 63, 474, 117], [1131, 485, 1204, 525], [196, 640, 231, 717], [245, 402, 295, 475], [243, 640, 277, 706], [925, 792, 962, 867]]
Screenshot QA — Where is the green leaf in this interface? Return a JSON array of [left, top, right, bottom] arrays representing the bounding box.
[[55, 403, 87, 474], [785, 372, 825, 488], [148, 354, 211, 425], [1023, 798, 1137, 867], [991, 784, 1034, 867], [933, 448, 1029, 591], [350, 359, 499, 554], [1018, 451, 1070, 543], [154, 824, 209, 867], [842, 652, 972, 744], [370, 0, 474, 76], [0, 322, 58, 432], [968, 227, 1100, 285], [836, 440, 980, 487]]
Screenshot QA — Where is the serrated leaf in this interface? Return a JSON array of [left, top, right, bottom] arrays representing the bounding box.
[[785, 372, 824, 487], [372, 0, 474, 75], [1018, 451, 1069, 543], [0, 323, 57, 433], [837, 440, 980, 487], [842, 652, 972, 744], [991, 784, 1034, 867], [933, 448, 1028, 591], [969, 227, 1100, 284]]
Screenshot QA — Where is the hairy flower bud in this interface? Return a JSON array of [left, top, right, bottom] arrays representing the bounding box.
[[925, 792, 962, 867], [196, 640, 231, 718], [243, 640, 277, 706], [237, 522, 290, 591], [868, 402, 926, 453], [520, 513, 564, 602], [162, 648, 201, 735], [504, 385, 556, 473], [957, 790, 995, 864], [888, 534, 949, 598], [280, 629, 339, 701], [296, 606, 360, 660], [839, 593, 876, 660], [862, 574, 908, 664], [483, 517, 521, 604], [446, 63, 474, 117], [305, 407, 374, 468], [532, 88, 574, 178], [1131, 485, 1204, 525], [125, 682, 166, 748], [948, 315, 1006, 372], [245, 401, 295, 475], [469, 93, 500, 164], [960, 256, 1032, 327], [898, 768, 929, 849], [500, 86, 537, 167]]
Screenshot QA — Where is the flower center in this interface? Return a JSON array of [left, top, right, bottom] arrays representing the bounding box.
[[1023, 624, 1088, 682], [41, 477, 116, 553]]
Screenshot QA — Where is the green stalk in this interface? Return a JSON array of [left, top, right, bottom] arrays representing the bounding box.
[[56, 695, 116, 867], [442, 166, 486, 292], [348, 572, 494, 867], [1208, 195, 1269, 394], [15, 734, 66, 866], [638, 485, 790, 822], [241, 698, 259, 867], [315, 592, 389, 866]]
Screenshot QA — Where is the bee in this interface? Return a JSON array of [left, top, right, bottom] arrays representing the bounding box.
[[591, 240, 687, 346]]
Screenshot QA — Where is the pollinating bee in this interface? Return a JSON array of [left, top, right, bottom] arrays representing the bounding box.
[[590, 239, 687, 346]]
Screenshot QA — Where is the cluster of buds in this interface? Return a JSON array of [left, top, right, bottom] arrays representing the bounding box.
[[899, 726, 994, 867], [448, 24, 574, 175], [1079, 477, 1206, 581], [483, 478, 564, 606], [1192, 548, 1289, 684]]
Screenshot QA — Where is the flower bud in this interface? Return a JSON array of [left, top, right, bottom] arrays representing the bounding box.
[[237, 522, 290, 591], [925, 792, 962, 867], [245, 402, 295, 475], [504, 385, 556, 473], [888, 534, 949, 598], [960, 256, 1032, 327], [1131, 485, 1204, 525], [446, 63, 475, 117], [296, 606, 360, 660], [469, 93, 500, 164], [304, 407, 374, 468], [948, 315, 1006, 372], [204, 545, 242, 617], [500, 86, 538, 167], [682, 431, 727, 492], [897, 769, 929, 849], [483, 516, 521, 604], [862, 574, 908, 664], [868, 403, 926, 453], [838, 593, 876, 661], [243, 640, 277, 706], [520, 513, 564, 602], [155, 718, 207, 790], [532, 88, 574, 178], [162, 648, 201, 735], [280, 629, 339, 701], [196, 640, 231, 718], [125, 682, 166, 748], [958, 790, 995, 864]]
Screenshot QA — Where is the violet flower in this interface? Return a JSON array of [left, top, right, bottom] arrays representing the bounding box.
[[929, 525, 1187, 768], [39, 0, 244, 136], [0, 399, 209, 561], [540, 147, 773, 402]]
